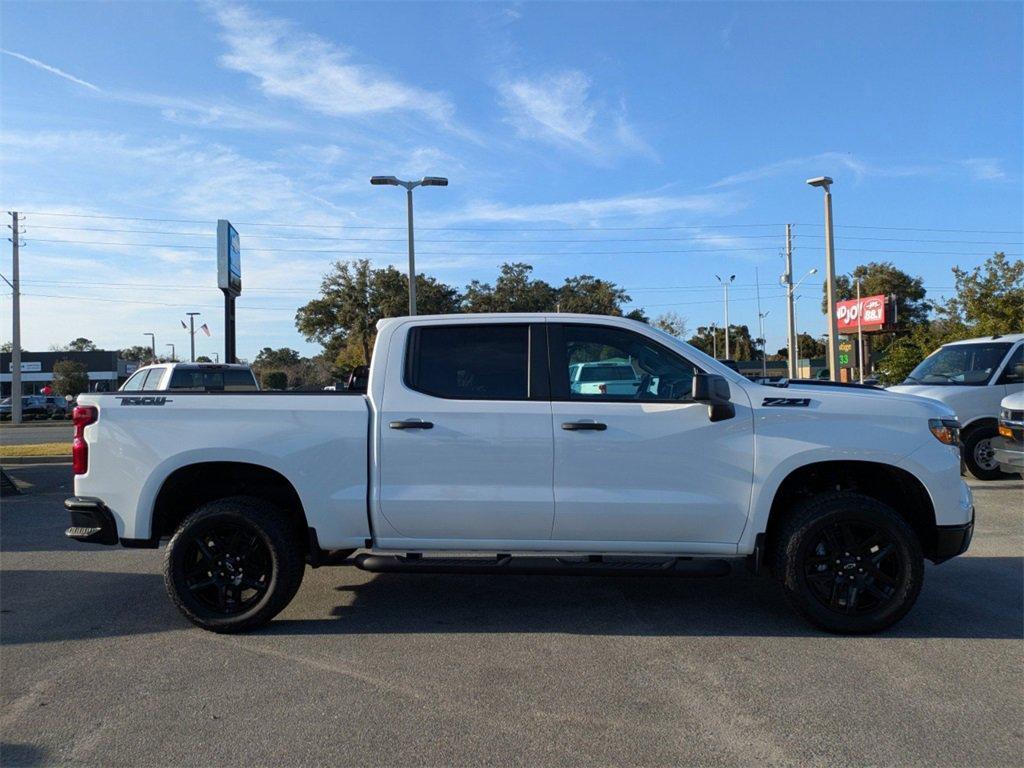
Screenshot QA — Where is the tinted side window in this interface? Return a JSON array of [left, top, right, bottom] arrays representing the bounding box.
[[224, 370, 258, 391], [998, 345, 1024, 384], [558, 325, 697, 402], [121, 370, 148, 391], [406, 324, 529, 400]]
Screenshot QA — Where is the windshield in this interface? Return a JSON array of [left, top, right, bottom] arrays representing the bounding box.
[[904, 342, 1012, 386]]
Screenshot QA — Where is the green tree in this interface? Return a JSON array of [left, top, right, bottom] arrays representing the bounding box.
[[653, 312, 688, 338], [262, 370, 288, 390], [195, 355, 213, 363], [1, 341, 12, 353], [68, 337, 97, 352], [462, 263, 556, 312], [119, 345, 153, 362], [687, 324, 757, 360], [935, 252, 1023, 336], [52, 359, 89, 398], [777, 333, 828, 360], [296, 259, 459, 367], [822, 262, 929, 334], [557, 274, 632, 315]]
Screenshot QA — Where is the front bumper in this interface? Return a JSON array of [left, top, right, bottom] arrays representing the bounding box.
[[992, 437, 1024, 473], [65, 496, 118, 545], [931, 507, 974, 564]]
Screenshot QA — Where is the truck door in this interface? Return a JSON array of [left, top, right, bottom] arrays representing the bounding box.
[[548, 322, 754, 546], [376, 322, 555, 542]]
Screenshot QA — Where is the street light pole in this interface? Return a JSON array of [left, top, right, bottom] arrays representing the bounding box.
[[710, 323, 717, 359], [144, 333, 156, 363], [185, 312, 200, 362], [782, 224, 797, 379], [9, 211, 22, 424], [166, 343, 176, 362], [715, 274, 735, 360], [854, 275, 864, 384], [758, 311, 770, 376], [371, 176, 448, 316], [807, 177, 840, 381]]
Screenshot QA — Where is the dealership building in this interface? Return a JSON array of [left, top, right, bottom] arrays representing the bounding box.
[[1, 351, 139, 398]]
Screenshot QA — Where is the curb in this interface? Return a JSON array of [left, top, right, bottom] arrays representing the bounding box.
[[0, 456, 72, 466]]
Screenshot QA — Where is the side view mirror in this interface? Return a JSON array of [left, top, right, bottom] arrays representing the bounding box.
[[691, 373, 735, 422]]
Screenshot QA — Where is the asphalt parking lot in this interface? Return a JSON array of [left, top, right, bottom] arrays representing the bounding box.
[[1, 465, 1021, 767]]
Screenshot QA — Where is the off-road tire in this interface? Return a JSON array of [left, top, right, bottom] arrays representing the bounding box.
[[163, 496, 305, 633], [774, 492, 924, 634]]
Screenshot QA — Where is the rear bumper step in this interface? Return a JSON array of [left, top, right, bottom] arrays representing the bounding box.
[[354, 554, 731, 578], [64, 496, 118, 545]]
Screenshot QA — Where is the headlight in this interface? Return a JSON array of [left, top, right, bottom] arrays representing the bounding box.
[[929, 418, 961, 446]]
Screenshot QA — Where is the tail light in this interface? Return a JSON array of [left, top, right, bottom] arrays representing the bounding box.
[[72, 405, 98, 475]]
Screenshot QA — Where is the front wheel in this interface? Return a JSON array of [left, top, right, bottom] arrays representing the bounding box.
[[962, 426, 1007, 481], [163, 496, 305, 633], [774, 492, 924, 634]]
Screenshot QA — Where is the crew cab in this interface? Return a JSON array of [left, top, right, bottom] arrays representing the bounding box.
[[889, 334, 1024, 479], [65, 314, 974, 635]]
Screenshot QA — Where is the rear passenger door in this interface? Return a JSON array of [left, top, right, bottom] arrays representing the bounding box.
[[376, 322, 555, 543]]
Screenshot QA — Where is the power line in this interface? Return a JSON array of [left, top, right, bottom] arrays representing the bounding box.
[[23, 238, 1018, 258], [24, 224, 1019, 246], [19, 211, 1021, 235]]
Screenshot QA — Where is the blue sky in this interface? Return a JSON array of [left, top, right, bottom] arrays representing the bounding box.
[[1, 1, 1020, 361]]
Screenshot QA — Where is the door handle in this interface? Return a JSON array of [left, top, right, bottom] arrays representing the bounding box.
[[561, 421, 607, 431], [389, 420, 434, 430]]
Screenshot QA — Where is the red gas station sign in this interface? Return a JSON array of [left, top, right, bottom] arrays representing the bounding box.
[[835, 294, 887, 332]]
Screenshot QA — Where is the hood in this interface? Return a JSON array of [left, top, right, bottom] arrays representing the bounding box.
[[754, 380, 957, 419]]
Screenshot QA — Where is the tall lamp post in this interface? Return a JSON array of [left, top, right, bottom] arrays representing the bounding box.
[[806, 176, 840, 381], [714, 274, 735, 360], [166, 343, 176, 362], [758, 310, 771, 376], [144, 332, 156, 363], [710, 323, 717, 359], [849, 273, 865, 384], [781, 267, 818, 377], [370, 175, 448, 316], [184, 312, 201, 362]]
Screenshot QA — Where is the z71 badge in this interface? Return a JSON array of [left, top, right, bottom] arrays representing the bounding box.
[[762, 397, 811, 407], [116, 396, 172, 406]]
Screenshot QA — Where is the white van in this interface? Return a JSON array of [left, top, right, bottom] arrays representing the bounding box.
[[889, 334, 1024, 479]]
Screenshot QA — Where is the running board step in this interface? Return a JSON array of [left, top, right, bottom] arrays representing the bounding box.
[[353, 554, 731, 578]]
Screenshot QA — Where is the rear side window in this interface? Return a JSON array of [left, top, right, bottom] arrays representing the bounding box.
[[998, 345, 1023, 385], [120, 370, 148, 391], [405, 324, 529, 400]]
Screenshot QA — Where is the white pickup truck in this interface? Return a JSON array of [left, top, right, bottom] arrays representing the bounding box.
[[66, 313, 974, 635]]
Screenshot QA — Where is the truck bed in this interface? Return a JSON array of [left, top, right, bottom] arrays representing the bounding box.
[[75, 391, 371, 547]]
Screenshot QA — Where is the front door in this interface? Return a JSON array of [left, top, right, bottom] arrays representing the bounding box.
[[548, 322, 754, 546], [377, 322, 555, 542]]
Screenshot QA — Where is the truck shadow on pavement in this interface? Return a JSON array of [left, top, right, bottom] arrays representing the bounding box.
[[1, 556, 1020, 643], [267, 554, 1023, 640]]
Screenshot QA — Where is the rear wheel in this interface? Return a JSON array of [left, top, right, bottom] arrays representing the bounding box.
[[774, 492, 924, 634], [163, 496, 305, 633], [963, 426, 1006, 481]]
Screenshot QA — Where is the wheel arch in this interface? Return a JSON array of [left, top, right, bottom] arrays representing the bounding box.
[[763, 460, 942, 564], [150, 461, 310, 551]]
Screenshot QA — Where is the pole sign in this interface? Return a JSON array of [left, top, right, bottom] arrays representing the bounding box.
[[217, 220, 241, 297], [835, 294, 887, 333]]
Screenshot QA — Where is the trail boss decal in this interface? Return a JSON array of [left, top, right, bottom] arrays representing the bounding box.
[[762, 397, 811, 407], [116, 396, 172, 406]]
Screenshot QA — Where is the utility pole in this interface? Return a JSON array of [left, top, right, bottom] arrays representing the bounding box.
[[755, 267, 764, 374], [855, 276, 864, 384], [9, 212, 22, 424], [784, 225, 797, 379], [807, 177, 841, 382], [185, 312, 200, 362]]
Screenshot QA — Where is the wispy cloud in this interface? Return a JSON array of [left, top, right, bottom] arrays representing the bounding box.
[[710, 152, 939, 188], [499, 70, 654, 162], [2, 49, 102, 92], [446, 190, 740, 225], [961, 158, 1007, 181], [211, 3, 454, 124]]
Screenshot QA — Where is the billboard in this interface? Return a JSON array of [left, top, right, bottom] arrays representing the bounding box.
[[836, 294, 887, 333], [217, 219, 241, 297]]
